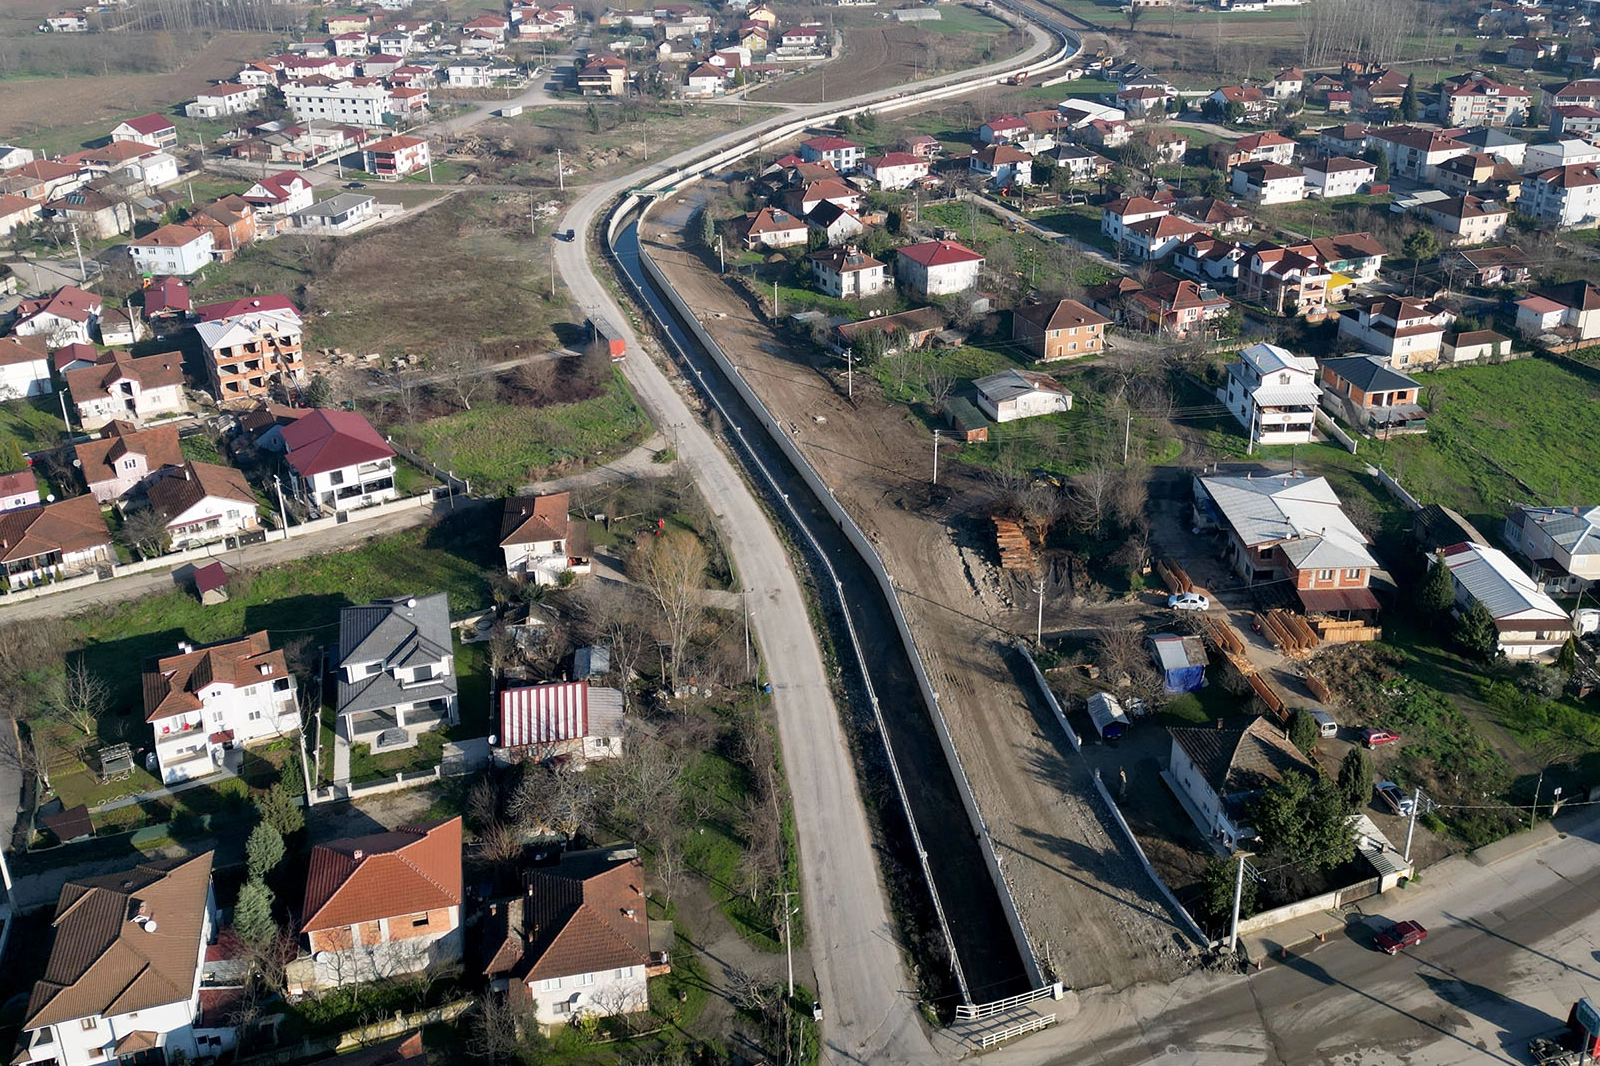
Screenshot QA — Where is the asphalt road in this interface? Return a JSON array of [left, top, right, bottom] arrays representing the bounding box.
[[981, 811, 1600, 1066], [553, 21, 1060, 1065]]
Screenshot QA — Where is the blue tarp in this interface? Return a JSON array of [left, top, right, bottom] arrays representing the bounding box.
[[1149, 634, 1206, 694]]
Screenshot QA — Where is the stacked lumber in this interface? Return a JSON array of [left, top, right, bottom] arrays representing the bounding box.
[[992, 517, 1034, 570]]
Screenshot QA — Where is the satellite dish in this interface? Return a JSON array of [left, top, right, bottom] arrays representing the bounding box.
[[488, 735, 498, 747], [143, 920, 157, 933], [46, 494, 55, 503]]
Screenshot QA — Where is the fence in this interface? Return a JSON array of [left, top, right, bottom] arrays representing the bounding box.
[[1154, 558, 1193, 595], [1016, 644, 1080, 753], [1315, 410, 1359, 454], [311, 738, 491, 806], [386, 436, 470, 496], [955, 982, 1064, 1021], [979, 1013, 1057, 1048], [1090, 770, 1208, 944], [1368, 464, 1421, 512], [1234, 875, 1382, 936]]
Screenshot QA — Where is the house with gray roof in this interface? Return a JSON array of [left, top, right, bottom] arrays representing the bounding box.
[[1164, 716, 1314, 850], [1316, 355, 1427, 435], [1503, 504, 1600, 594], [1193, 471, 1380, 616], [335, 594, 457, 753]]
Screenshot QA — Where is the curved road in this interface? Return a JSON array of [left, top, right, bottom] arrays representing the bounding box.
[[553, 21, 1061, 1065]]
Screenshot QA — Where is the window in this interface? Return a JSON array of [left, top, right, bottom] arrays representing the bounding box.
[[1317, 569, 1334, 581], [123, 459, 138, 470], [1343, 568, 1363, 580], [329, 470, 345, 486], [81, 1018, 98, 1031], [248, 709, 263, 722], [615, 967, 632, 980], [577, 972, 596, 987], [539, 977, 563, 992], [411, 913, 430, 928]]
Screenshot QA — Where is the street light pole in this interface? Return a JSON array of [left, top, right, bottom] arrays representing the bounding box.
[[1227, 853, 1247, 952], [1035, 578, 1045, 647], [931, 429, 940, 485], [1404, 785, 1422, 863]]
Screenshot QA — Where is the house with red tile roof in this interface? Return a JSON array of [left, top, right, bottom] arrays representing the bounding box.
[[499, 491, 591, 583], [1012, 298, 1109, 362], [297, 818, 463, 992], [281, 409, 397, 512], [0, 334, 53, 400], [1208, 130, 1296, 170], [735, 205, 807, 249], [0, 470, 40, 513], [145, 460, 262, 551], [110, 113, 178, 150], [14, 854, 227, 1066], [862, 151, 928, 190], [64, 350, 187, 429], [242, 171, 315, 216], [74, 421, 185, 503], [363, 134, 430, 179], [895, 239, 984, 297], [799, 135, 864, 174], [0, 494, 113, 589], [1128, 271, 1231, 338], [11, 284, 101, 349], [482, 848, 659, 1026], [127, 223, 215, 277], [0, 192, 41, 238], [141, 632, 299, 784]]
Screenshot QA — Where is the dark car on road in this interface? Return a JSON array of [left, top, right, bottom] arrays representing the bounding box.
[[1376, 920, 1427, 955]]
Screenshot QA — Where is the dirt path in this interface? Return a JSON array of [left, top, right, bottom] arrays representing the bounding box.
[[641, 212, 1196, 993]]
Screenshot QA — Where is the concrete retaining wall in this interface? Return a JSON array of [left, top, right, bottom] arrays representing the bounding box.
[[1315, 410, 1359, 454], [1016, 644, 1080, 753], [1368, 465, 1421, 512], [1235, 874, 1382, 936], [1090, 771, 1208, 945]]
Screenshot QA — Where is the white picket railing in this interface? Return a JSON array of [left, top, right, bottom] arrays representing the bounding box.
[[956, 983, 1061, 1021], [979, 1013, 1058, 1049]]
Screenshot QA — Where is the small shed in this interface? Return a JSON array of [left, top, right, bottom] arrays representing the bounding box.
[[573, 644, 611, 679], [193, 561, 230, 605], [944, 397, 990, 442], [41, 803, 94, 844], [1148, 633, 1207, 693]]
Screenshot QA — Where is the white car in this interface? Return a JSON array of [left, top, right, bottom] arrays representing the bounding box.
[[1168, 592, 1210, 612]]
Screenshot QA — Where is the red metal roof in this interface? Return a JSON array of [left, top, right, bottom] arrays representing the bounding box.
[[195, 293, 299, 321], [500, 682, 589, 747], [896, 239, 983, 267]]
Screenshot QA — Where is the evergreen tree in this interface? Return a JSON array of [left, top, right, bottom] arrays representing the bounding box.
[[247, 821, 286, 882], [256, 783, 305, 838], [1456, 600, 1501, 661], [1336, 747, 1375, 812], [1362, 145, 1391, 183], [1404, 228, 1439, 263], [1288, 708, 1320, 753], [1418, 552, 1457, 618], [1200, 856, 1257, 928], [1400, 75, 1418, 121], [235, 878, 276, 948], [699, 205, 716, 248], [303, 373, 333, 409], [0, 433, 25, 474], [1248, 771, 1358, 871]]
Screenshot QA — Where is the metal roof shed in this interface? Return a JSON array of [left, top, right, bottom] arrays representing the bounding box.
[[1148, 634, 1207, 693]]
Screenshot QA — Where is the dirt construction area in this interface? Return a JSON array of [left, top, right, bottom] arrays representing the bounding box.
[[640, 194, 1197, 994]]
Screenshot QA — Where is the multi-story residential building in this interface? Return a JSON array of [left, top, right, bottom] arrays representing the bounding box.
[[127, 224, 215, 277], [977, 114, 1029, 144], [1100, 195, 1169, 244], [1434, 152, 1522, 197], [1518, 164, 1600, 228], [283, 77, 395, 127], [13, 854, 229, 1066], [335, 593, 459, 751], [798, 135, 864, 174], [1129, 272, 1230, 338], [298, 818, 463, 991], [1265, 66, 1305, 99], [243, 171, 315, 216], [64, 350, 186, 429], [861, 151, 928, 190], [1523, 139, 1600, 172], [1441, 73, 1531, 127], [735, 206, 807, 249], [1230, 161, 1306, 204], [1302, 156, 1376, 198], [195, 296, 305, 403], [110, 113, 178, 149], [1441, 542, 1572, 659], [1240, 243, 1335, 318], [808, 245, 889, 299], [1012, 298, 1110, 362], [1192, 471, 1379, 614], [1550, 104, 1600, 137], [1175, 196, 1252, 235], [185, 83, 266, 119], [1336, 294, 1453, 369], [499, 491, 591, 584], [1455, 126, 1526, 166], [1122, 214, 1203, 261], [0, 495, 113, 589], [10, 285, 100, 350], [281, 408, 398, 512], [895, 239, 984, 297], [1314, 122, 1371, 158], [1208, 130, 1295, 170], [1367, 125, 1470, 181], [1172, 235, 1246, 283], [1421, 193, 1509, 246], [1504, 504, 1600, 594], [970, 143, 1032, 187], [142, 632, 299, 784], [74, 421, 185, 503], [1221, 342, 1320, 445], [363, 134, 430, 179]]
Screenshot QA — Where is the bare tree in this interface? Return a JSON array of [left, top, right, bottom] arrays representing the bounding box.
[[436, 338, 491, 411], [572, 580, 650, 708], [467, 993, 527, 1063], [924, 365, 955, 413], [626, 530, 707, 692], [45, 661, 109, 737], [382, 365, 425, 426]]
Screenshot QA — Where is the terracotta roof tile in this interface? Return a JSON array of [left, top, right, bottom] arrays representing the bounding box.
[[302, 818, 462, 932]]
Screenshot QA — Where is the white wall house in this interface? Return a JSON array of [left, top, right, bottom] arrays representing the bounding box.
[[1518, 164, 1600, 228], [281, 409, 397, 512], [1303, 156, 1375, 198], [146, 461, 263, 552], [0, 335, 54, 399], [283, 78, 394, 126], [1442, 541, 1573, 659], [1503, 505, 1600, 594], [64, 351, 186, 429], [1337, 295, 1452, 370], [142, 633, 300, 784], [862, 152, 928, 190], [336, 594, 459, 752], [1230, 162, 1306, 204], [186, 83, 266, 118], [14, 854, 228, 1066], [127, 223, 216, 277], [974, 369, 1072, 422], [499, 491, 591, 584], [895, 239, 984, 296], [1221, 342, 1319, 445]]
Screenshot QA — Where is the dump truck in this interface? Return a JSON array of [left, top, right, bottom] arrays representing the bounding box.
[[1086, 692, 1131, 741], [1529, 998, 1600, 1066]]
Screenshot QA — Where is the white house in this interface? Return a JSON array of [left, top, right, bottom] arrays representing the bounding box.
[[683, 63, 725, 97], [1515, 281, 1600, 342], [142, 632, 300, 784], [10, 285, 102, 349], [283, 77, 394, 126], [1337, 294, 1453, 370], [0, 496, 112, 589], [0, 335, 54, 400], [145, 461, 262, 551], [127, 223, 216, 277], [293, 192, 376, 233], [483, 849, 657, 1027], [64, 350, 187, 429], [862, 151, 928, 191], [499, 491, 590, 584], [0, 471, 41, 513], [109, 113, 178, 149], [970, 143, 1033, 187], [281, 409, 397, 512], [798, 135, 864, 174], [1221, 342, 1320, 445], [74, 422, 185, 503], [185, 83, 266, 118], [809, 245, 888, 298], [1303, 156, 1376, 198], [1166, 718, 1316, 850], [13, 854, 229, 1066], [1100, 195, 1169, 244], [497, 681, 625, 763], [1518, 164, 1600, 228], [973, 369, 1072, 423], [895, 239, 984, 297], [336, 594, 459, 751], [1522, 140, 1600, 173], [243, 171, 315, 216], [362, 134, 430, 179], [1441, 541, 1573, 659], [1231, 162, 1306, 204], [1504, 505, 1600, 594]]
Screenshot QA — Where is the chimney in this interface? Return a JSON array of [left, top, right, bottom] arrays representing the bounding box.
[[352, 849, 364, 860], [178, 641, 193, 654]]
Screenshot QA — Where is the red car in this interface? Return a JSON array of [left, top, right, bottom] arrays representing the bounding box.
[[1376, 920, 1428, 955], [1362, 728, 1400, 748]]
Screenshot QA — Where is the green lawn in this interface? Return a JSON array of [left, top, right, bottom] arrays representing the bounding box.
[[1030, 203, 1116, 254], [397, 372, 650, 496], [348, 730, 445, 785], [916, 4, 1014, 36], [0, 396, 72, 454], [1252, 193, 1394, 239], [179, 433, 225, 465]]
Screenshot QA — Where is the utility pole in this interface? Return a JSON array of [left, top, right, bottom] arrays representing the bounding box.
[[931, 428, 941, 485], [1530, 768, 1544, 830], [773, 280, 779, 319], [1404, 786, 1424, 863], [58, 388, 72, 430], [1035, 577, 1045, 647], [530, 195, 536, 236], [717, 234, 724, 273], [273, 474, 292, 539], [556, 147, 564, 191], [743, 586, 752, 680], [427, 155, 435, 183], [69, 222, 85, 283], [780, 889, 798, 997], [1227, 852, 1247, 952], [845, 347, 853, 399], [1123, 408, 1132, 464]]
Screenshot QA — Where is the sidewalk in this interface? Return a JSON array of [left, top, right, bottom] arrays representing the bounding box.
[[89, 750, 242, 814]]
